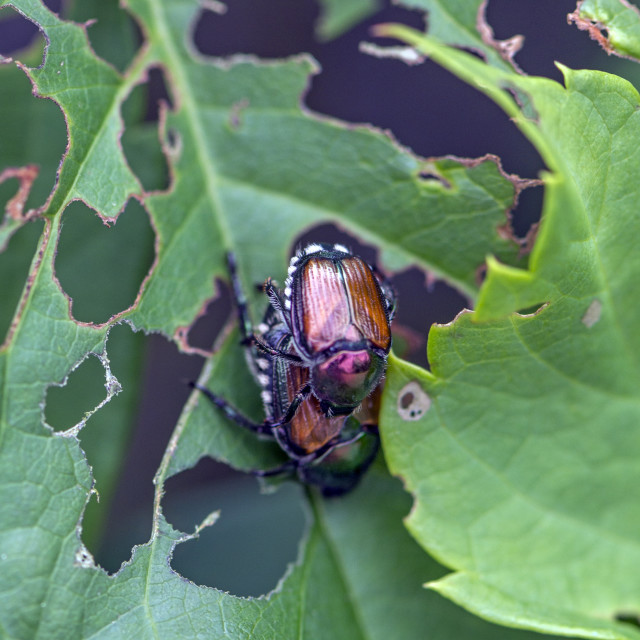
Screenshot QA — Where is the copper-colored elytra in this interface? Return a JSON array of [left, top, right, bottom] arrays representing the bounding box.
[[299, 256, 390, 354], [300, 258, 351, 352], [284, 356, 343, 453], [340, 256, 391, 351], [289, 396, 344, 453]]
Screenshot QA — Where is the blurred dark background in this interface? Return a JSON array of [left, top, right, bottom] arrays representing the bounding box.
[[2, 0, 639, 597]]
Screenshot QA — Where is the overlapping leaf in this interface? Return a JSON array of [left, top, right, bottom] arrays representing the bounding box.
[[570, 0, 640, 61], [396, 0, 523, 72], [379, 24, 640, 640]]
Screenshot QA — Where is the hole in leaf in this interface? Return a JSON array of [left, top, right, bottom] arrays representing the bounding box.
[[393, 269, 467, 370], [191, 0, 549, 181], [616, 612, 640, 629], [187, 280, 232, 352], [0, 48, 67, 213], [42, 0, 62, 11], [79, 323, 150, 564], [0, 5, 49, 56], [193, 0, 318, 59], [66, 0, 142, 73], [89, 333, 204, 573], [121, 70, 171, 192], [165, 127, 179, 152], [487, 0, 612, 80], [165, 458, 306, 597], [296, 223, 378, 265], [45, 354, 107, 432], [55, 199, 154, 324], [0, 219, 43, 344], [510, 182, 543, 241], [518, 302, 547, 317], [145, 66, 174, 121]]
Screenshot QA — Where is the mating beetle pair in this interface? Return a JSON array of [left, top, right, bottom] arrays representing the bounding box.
[[193, 243, 396, 496]]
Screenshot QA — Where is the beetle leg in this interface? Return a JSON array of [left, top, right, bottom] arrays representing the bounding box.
[[250, 460, 297, 477], [226, 252, 255, 345], [190, 382, 273, 436], [252, 335, 305, 365], [263, 278, 296, 333], [265, 383, 311, 427]]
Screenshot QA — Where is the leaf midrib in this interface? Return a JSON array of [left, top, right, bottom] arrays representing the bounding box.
[[144, 0, 232, 252]]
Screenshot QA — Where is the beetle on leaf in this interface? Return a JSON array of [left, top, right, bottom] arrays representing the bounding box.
[[192, 243, 396, 496]]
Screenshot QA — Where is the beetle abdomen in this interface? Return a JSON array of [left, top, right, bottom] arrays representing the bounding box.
[[271, 336, 344, 455]]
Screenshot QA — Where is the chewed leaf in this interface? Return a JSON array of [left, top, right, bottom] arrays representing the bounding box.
[[394, 0, 524, 71], [0, 164, 39, 250], [121, 0, 525, 342], [2, 1, 141, 218], [0, 1, 550, 639], [570, 0, 640, 61], [380, 25, 640, 640]]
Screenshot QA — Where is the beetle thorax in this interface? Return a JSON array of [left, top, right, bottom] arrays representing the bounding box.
[[310, 348, 384, 413]]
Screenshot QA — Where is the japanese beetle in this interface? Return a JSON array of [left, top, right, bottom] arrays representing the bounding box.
[[259, 243, 396, 415], [192, 243, 395, 496]]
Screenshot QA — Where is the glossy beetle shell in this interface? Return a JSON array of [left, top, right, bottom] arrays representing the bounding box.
[[268, 328, 345, 455], [280, 361, 345, 455], [279, 245, 394, 413], [289, 251, 392, 358]]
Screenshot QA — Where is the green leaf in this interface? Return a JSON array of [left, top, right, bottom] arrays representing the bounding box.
[[378, 24, 640, 640], [315, 0, 381, 40], [0, 1, 541, 638], [393, 0, 523, 72], [0, 0, 141, 218], [569, 0, 640, 61], [0, 41, 65, 251], [0, 214, 110, 638], [121, 0, 524, 340]]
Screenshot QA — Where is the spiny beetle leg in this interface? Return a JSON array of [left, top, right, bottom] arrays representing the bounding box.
[[225, 253, 302, 361], [252, 335, 304, 365], [225, 252, 254, 345], [250, 460, 297, 478], [269, 383, 311, 427], [190, 382, 272, 436]]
